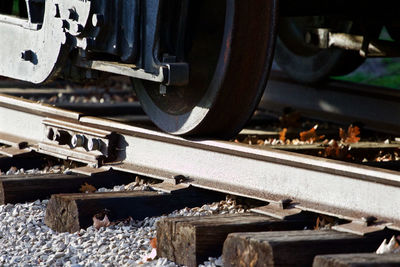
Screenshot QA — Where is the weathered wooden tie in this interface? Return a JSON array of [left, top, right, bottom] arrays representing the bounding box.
[[313, 253, 400, 267], [45, 186, 224, 233], [157, 213, 314, 267], [0, 170, 134, 204], [223, 230, 390, 267]]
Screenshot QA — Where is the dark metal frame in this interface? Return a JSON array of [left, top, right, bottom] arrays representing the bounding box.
[[0, 0, 188, 85]]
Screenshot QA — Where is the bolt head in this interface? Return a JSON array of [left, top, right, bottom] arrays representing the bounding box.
[[71, 134, 85, 148], [62, 20, 70, 30], [68, 9, 78, 21], [88, 138, 100, 151]]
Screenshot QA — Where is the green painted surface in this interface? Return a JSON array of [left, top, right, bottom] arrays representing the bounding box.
[[333, 28, 400, 90], [334, 58, 400, 90]]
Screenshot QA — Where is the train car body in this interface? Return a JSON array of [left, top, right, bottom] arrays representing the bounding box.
[[0, 0, 398, 137]]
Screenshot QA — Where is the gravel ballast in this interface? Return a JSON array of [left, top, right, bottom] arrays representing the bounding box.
[[0, 169, 244, 266]]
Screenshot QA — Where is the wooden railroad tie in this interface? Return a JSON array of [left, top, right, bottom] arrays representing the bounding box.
[[223, 230, 393, 267], [0, 170, 134, 204], [313, 253, 400, 267], [45, 186, 224, 233], [156, 213, 315, 267]]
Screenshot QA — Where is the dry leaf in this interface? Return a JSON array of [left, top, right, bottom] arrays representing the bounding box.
[[340, 125, 360, 143], [299, 125, 325, 142], [279, 128, 287, 142], [150, 237, 157, 249], [256, 139, 264, 145], [93, 214, 111, 230], [314, 216, 337, 230], [80, 182, 97, 193], [324, 140, 351, 160]]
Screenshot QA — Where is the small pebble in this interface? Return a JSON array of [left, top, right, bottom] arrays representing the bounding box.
[[0, 167, 244, 267]]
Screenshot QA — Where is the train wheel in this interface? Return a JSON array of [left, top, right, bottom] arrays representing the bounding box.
[[275, 17, 365, 84], [133, 0, 278, 137]]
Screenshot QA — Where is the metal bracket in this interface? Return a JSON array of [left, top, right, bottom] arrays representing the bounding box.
[[305, 28, 400, 57], [39, 118, 118, 166], [333, 216, 390, 236], [150, 181, 190, 194], [0, 147, 31, 157], [251, 199, 304, 220], [70, 166, 111, 176]]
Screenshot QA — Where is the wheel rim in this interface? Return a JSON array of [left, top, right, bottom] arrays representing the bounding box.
[[134, 0, 278, 137]]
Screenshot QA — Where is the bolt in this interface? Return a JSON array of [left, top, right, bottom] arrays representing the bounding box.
[[68, 9, 78, 21], [18, 142, 28, 149], [61, 20, 70, 30], [279, 199, 293, 209], [92, 14, 104, 27], [21, 50, 35, 62], [361, 216, 377, 226], [71, 134, 85, 148], [172, 175, 186, 184], [87, 138, 101, 151]]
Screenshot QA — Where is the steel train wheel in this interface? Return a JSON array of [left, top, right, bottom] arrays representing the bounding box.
[[133, 0, 278, 138], [275, 17, 365, 84]]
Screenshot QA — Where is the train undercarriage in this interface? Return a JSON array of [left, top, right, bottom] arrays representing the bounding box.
[[0, 0, 399, 137]]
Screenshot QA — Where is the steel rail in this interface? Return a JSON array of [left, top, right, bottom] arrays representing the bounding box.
[[261, 71, 400, 134], [0, 94, 399, 231]]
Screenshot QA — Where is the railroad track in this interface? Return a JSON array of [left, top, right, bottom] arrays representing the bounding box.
[[262, 71, 400, 134], [0, 79, 400, 266]]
